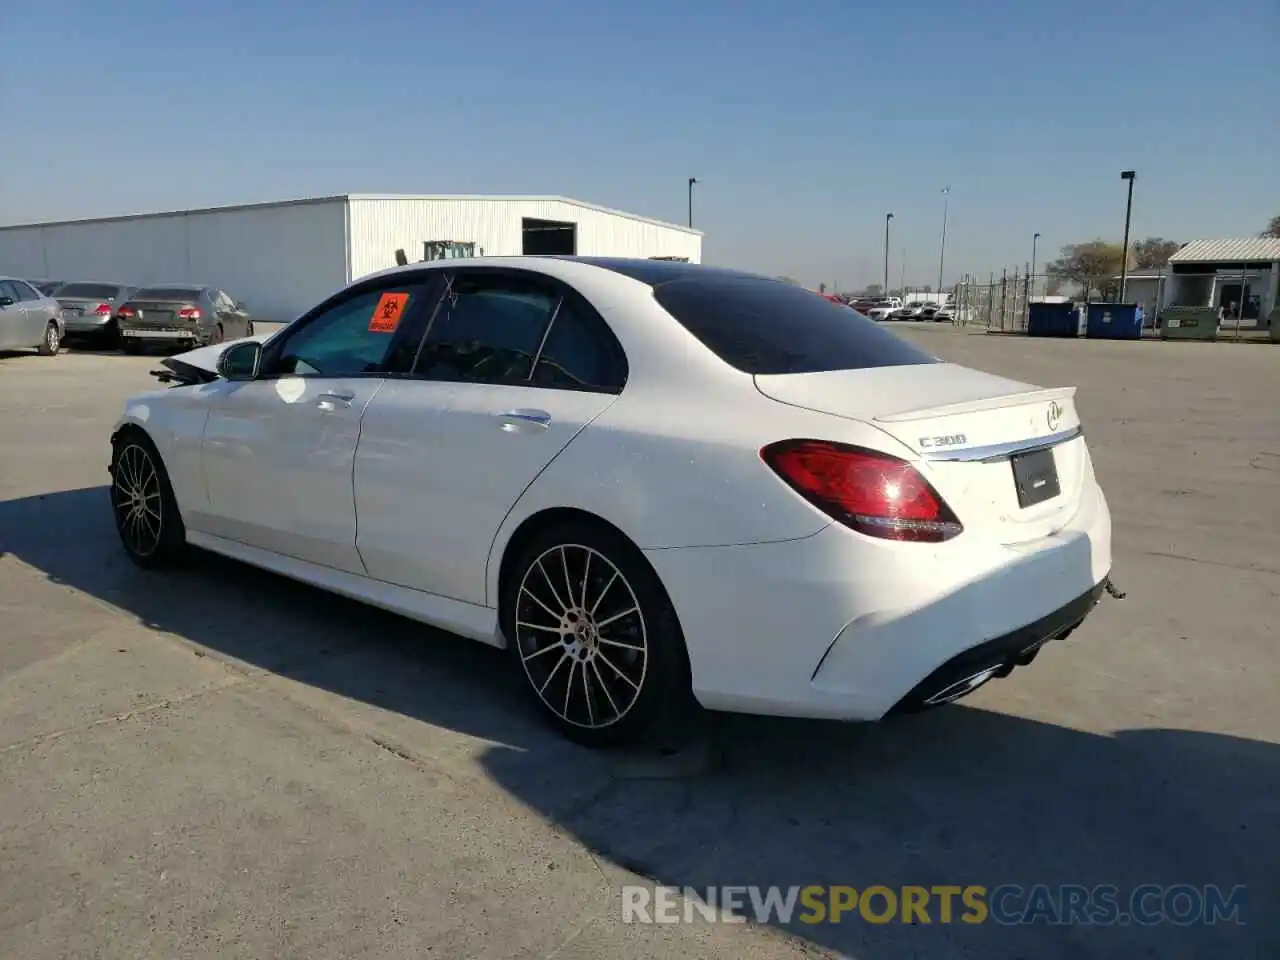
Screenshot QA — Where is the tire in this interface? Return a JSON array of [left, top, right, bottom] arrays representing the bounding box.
[[109, 431, 187, 569], [122, 338, 141, 355], [500, 520, 694, 748], [37, 321, 60, 356]]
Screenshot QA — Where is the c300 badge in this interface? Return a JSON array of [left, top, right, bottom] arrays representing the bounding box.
[[1047, 401, 1063, 432]]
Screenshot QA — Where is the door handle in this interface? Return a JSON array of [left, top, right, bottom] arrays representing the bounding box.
[[498, 408, 551, 430], [316, 390, 355, 410]]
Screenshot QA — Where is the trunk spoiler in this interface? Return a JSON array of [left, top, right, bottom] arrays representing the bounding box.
[[871, 385, 1077, 424]]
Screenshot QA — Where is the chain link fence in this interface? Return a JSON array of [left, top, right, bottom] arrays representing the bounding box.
[[950, 271, 1055, 331]]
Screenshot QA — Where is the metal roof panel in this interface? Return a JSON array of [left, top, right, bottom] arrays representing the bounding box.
[[1168, 238, 1280, 263]]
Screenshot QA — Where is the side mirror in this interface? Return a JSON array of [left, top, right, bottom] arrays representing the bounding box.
[[0, 296, 13, 307], [217, 340, 262, 381]]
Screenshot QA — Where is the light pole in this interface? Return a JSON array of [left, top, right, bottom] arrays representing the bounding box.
[[687, 177, 698, 228], [883, 213, 894, 294], [1119, 171, 1136, 301], [936, 186, 950, 296], [1030, 231, 1041, 303]]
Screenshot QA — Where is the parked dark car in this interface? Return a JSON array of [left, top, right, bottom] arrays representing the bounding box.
[[116, 285, 253, 353], [56, 282, 138, 347]]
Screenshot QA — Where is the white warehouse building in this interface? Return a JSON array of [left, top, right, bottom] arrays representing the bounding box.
[[0, 194, 703, 323]]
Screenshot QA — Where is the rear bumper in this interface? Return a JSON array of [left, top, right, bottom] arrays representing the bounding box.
[[64, 315, 113, 334], [120, 326, 202, 343], [647, 480, 1112, 722], [886, 579, 1106, 713]]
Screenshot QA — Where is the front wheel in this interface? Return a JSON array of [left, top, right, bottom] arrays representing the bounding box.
[[37, 321, 60, 356], [110, 432, 187, 568], [501, 522, 694, 748]]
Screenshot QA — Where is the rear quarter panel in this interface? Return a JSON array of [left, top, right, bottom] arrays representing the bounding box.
[[485, 375, 922, 603]]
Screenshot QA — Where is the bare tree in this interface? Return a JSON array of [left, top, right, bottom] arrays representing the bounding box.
[[1262, 214, 1280, 239], [1131, 238, 1180, 269], [1046, 240, 1125, 298]]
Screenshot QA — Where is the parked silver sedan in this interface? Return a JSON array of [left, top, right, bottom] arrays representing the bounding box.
[[56, 281, 138, 347], [0, 277, 64, 355]]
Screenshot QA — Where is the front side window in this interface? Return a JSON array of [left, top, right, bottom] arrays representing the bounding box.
[[414, 274, 557, 383], [0, 281, 20, 304], [272, 284, 428, 377]]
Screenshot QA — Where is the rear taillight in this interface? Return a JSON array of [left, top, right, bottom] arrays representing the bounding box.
[[118, 305, 136, 319], [761, 439, 962, 543], [94, 303, 112, 316], [178, 306, 202, 320]]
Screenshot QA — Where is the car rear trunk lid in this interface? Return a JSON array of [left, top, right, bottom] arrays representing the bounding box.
[[754, 364, 1092, 545]]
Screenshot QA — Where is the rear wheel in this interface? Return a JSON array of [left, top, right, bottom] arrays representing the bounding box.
[[501, 521, 694, 748], [110, 432, 187, 568], [122, 337, 141, 355], [37, 321, 60, 356]]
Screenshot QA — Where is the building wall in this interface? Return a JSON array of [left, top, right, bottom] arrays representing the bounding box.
[[347, 197, 702, 280], [0, 200, 349, 324]]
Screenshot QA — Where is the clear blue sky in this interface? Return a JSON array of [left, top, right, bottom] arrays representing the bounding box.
[[3, 0, 1276, 289]]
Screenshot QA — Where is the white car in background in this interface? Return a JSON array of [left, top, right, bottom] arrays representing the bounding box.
[[108, 257, 1115, 746]]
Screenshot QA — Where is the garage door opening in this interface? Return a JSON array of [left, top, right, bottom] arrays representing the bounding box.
[[522, 218, 577, 256]]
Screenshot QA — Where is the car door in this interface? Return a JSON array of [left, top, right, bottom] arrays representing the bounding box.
[[214, 290, 246, 338], [197, 275, 439, 573], [13, 280, 50, 345], [354, 267, 627, 605], [0, 281, 25, 349]]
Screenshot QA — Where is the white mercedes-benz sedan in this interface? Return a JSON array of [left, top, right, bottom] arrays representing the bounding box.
[[109, 257, 1114, 746]]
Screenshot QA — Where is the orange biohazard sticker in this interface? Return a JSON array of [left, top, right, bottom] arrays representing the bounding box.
[[369, 292, 410, 333]]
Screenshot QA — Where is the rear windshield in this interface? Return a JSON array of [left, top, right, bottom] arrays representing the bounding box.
[[57, 283, 126, 300], [652, 277, 938, 375], [134, 287, 202, 301]]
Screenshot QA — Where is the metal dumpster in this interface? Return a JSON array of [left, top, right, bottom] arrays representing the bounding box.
[[1085, 303, 1144, 340], [1027, 302, 1080, 338], [1159, 307, 1218, 341]]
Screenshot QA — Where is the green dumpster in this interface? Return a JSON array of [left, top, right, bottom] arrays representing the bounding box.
[[1160, 307, 1219, 341]]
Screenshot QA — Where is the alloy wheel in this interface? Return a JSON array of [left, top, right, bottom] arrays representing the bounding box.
[[514, 544, 648, 729], [112, 443, 164, 558], [45, 323, 59, 353]]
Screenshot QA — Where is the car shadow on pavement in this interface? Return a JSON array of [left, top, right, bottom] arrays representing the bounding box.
[[0, 486, 1275, 959]]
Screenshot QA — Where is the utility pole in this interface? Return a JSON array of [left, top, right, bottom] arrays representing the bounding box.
[[936, 186, 950, 296], [1119, 171, 1136, 301], [883, 213, 894, 294], [687, 177, 698, 228]]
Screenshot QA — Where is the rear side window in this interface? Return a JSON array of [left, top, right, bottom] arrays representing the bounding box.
[[415, 275, 557, 383], [531, 299, 627, 391], [652, 277, 937, 375], [14, 281, 41, 302], [57, 283, 125, 300], [135, 287, 203, 301]]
